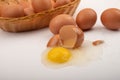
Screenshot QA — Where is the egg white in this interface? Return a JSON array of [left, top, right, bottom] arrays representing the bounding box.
[[41, 40, 103, 69]]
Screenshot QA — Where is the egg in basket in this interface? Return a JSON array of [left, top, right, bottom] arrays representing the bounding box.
[[0, 0, 80, 32]]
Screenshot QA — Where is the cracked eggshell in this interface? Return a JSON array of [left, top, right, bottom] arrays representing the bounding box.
[[47, 34, 61, 47], [59, 25, 84, 49]]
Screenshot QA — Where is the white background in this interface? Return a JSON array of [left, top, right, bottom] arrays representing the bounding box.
[[0, 0, 120, 80]]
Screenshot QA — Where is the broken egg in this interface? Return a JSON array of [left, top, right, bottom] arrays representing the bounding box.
[[47, 25, 84, 48], [47, 34, 61, 47], [59, 25, 84, 48], [41, 40, 103, 69], [47, 47, 72, 63]]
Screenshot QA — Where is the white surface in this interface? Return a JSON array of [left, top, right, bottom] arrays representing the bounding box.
[[0, 0, 120, 80]]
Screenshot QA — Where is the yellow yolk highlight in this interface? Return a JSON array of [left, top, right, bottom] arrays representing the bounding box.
[[47, 47, 72, 63]]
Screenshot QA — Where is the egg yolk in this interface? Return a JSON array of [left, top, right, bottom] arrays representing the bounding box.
[[47, 47, 72, 63]]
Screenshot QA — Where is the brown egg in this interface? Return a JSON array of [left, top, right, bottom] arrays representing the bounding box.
[[18, 0, 30, 8], [0, 4, 25, 18], [18, 0, 35, 16], [53, 0, 57, 2], [54, 0, 71, 8], [59, 25, 84, 48], [0, 5, 2, 16], [31, 0, 52, 13], [76, 8, 97, 30], [49, 14, 76, 34], [24, 8, 35, 15], [51, 0, 55, 7], [101, 8, 120, 30], [70, 0, 74, 2]]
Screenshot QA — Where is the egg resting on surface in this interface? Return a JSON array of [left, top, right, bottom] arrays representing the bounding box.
[[76, 8, 97, 30], [101, 8, 120, 30]]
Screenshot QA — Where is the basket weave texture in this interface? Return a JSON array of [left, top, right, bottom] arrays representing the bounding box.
[[0, 0, 80, 32]]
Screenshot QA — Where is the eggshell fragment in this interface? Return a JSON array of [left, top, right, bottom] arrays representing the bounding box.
[[76, 8, 97, 30], [31, 0, 52, 13], [101, 8, 120, 30], [54, 0, 71, 8], [59, 25, 84, 48], [47, 34, 61, 47], [92, 40, 104, 46], [49, 14, 76, 34]]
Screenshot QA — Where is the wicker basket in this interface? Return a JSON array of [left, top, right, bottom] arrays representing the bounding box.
[[0, 0, 80, 32]]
